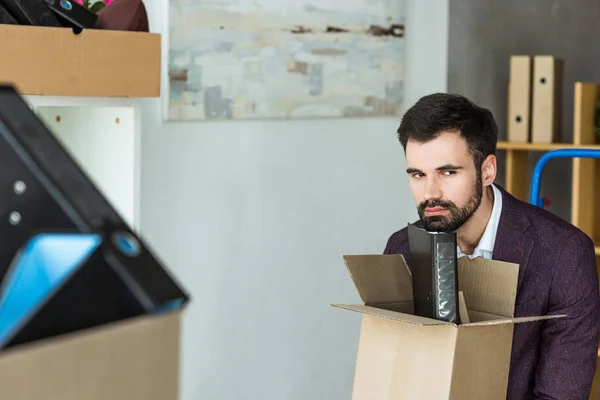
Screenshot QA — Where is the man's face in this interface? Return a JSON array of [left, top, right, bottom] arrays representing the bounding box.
[[405, 131, 482, 232]]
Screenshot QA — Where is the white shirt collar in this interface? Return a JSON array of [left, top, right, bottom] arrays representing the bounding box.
[[457, 183, 502, 260]]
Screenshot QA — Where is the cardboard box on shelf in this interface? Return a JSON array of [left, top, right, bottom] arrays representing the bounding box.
[[0, 24, 160, 97], [332, 254, 561, 400]]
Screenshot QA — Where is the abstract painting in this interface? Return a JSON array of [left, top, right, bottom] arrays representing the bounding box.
[[167, 0, 405, 120]]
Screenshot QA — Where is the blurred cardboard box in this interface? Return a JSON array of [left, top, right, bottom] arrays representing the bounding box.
[[0, 309, 183, 400]]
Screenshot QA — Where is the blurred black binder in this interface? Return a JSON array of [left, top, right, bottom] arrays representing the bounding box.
[[0, 0, 61, 26], [0, 84, 190, 349], [0, 230, 186, 348], [44, 0, 98, 30], [407, 223, 460, 324], [0, 4, 17, 23]]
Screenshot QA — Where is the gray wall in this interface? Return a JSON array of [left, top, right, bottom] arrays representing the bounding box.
[[140, 1, 449, 399], [448, 0, 600, 222]]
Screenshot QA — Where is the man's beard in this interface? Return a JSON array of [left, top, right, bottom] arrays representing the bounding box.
[[417, 175, 483, 232]]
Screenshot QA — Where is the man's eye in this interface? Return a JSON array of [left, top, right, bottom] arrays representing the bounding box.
[[412, 173, 424, 178], [442, 170, 456, 176]]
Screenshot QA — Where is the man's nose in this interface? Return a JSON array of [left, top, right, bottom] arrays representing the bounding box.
[[423, 177, 442, 201]]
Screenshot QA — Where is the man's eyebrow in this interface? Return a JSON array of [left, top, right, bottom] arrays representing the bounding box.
[[437, 164, 463, 171], [406, 165, 463, 174]]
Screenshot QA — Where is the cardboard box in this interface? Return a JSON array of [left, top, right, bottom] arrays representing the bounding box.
[[332, 255, 560, 400], [0, 24, 160, 97], [0, 309, 182, 400]]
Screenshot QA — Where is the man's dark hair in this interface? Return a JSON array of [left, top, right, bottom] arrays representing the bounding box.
[[397, 93, 498, 169]]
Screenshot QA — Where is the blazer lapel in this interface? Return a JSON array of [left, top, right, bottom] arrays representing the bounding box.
[[492, 187, 534, 294]]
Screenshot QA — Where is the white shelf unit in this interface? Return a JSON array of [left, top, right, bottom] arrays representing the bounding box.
[[25, 96, 142, 233], [0, 24, 161, 234]]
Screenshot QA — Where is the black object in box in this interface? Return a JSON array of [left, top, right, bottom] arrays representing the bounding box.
[[407, 223, 460, 324], [0, 4, 17, 24], [44, 0, 97, 30], [0, 0, 61, 26], [0, 84, 189, 348]]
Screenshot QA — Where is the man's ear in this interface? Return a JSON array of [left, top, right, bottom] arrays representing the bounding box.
[[481, 154, 497, 186]]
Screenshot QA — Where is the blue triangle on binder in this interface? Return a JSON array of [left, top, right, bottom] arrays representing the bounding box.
[[0, 233, 102, 346]]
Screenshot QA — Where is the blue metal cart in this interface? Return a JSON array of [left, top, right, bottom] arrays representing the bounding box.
[[529, 148, 600, 400], [530, 148, 600, 208]]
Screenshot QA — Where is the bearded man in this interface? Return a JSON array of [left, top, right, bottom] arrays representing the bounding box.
[[384, 93, 600, 400]]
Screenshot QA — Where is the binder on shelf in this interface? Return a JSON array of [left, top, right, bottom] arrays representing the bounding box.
[[507, 55, 533, 143], [532, 56, 563, 143]]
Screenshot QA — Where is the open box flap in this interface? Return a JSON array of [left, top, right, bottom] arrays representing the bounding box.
[[464, 314, 565, 327], [331, 304, 452, 326], [342, 255, 413, 305], [458, 257, 519, 318]]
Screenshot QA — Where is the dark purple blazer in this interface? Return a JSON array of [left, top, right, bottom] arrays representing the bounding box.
[[384, 185, 600, 399]]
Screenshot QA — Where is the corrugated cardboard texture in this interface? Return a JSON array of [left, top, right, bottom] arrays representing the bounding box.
[[0, 311, 181, 400], [450, 323, 514, 399], [343, 254, 412, 305], [458, 257, 519, 318], [0, 25, 160, 97], [352, 315, 458, 400]]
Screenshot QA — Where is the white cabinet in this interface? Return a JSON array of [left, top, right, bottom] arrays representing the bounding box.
[[26, 96, 141, 232]]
